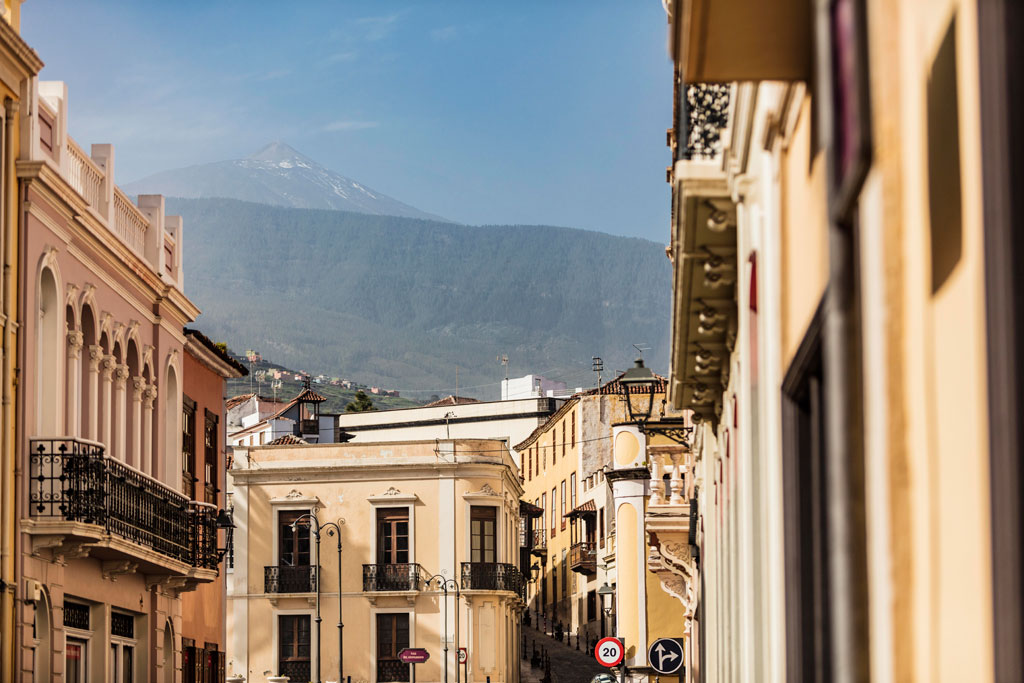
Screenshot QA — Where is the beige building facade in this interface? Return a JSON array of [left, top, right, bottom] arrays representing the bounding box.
[[663, 0, 1024, 680], [226, 439, 526, 683]]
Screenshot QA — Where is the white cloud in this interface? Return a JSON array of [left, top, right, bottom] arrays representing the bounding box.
[[355, 13, 400, 42], [430, 26, 458, 42], [323, 120, 380, 132]]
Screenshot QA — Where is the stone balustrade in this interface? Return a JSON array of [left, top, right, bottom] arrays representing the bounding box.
[[32, 81, 183, 289]]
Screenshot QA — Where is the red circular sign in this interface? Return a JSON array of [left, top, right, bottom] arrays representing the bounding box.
[[594, 637, 624, 667]]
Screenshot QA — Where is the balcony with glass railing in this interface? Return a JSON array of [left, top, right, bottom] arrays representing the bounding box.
[[28, 82, 184, 290], [26, 438, 220, 581]]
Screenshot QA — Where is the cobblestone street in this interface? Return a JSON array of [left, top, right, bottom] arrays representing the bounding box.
[[520, 622, 609, 683]]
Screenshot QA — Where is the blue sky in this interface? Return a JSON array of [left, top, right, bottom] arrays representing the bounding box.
[[24, 1, 673, 241]]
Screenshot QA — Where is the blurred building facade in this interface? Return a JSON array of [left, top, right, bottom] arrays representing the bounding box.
[[662, 0, 1024, 680]]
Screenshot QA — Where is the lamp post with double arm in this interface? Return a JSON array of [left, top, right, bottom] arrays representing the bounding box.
[[291, 512, 346, 683], [425, 573, 462, 683]]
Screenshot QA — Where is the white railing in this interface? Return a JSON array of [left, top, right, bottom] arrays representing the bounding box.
[[63, 138, 104, 209], [112, 189, 148, 254]]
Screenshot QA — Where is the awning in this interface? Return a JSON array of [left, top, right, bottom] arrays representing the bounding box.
[[520, 500, 544, 518], [564, 500, 597, 520]]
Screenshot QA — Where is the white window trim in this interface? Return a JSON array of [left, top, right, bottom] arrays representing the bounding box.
[[367, 489, 418, 565], [369, 607, 415, 683], [63, 625, 93, 683]]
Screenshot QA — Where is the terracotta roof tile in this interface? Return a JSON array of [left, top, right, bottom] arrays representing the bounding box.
[[267, 434, 308, 446], [424, 395, 481, 408]]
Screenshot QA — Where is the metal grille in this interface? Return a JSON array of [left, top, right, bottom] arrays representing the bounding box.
[[280, 660, 311, 681], [682, 83, 731, 160], [110, 611, 134, 638], [362, 563, 424, 591], [377, 659, 410, 682], [29, 439, 221, 570], [63, 602, 90, 630], [264, 565, 317, 593]]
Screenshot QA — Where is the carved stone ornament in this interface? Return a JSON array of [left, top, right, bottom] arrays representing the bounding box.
[[381, 486, 403, 496]]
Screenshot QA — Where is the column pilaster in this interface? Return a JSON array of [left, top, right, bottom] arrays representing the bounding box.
[[64, 331, 83, 437]]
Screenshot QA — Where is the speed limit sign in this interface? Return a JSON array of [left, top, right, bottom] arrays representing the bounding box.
[[594, 637, 625, 667]]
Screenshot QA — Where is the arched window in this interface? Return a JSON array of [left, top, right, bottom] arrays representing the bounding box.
[[37, 267, 61, 435], [126, 339, 140, 470], [162, 618, 175, 683], [163, 363, 179, 487], [80, 305, 96, 440], [33, 588, 52, 682]]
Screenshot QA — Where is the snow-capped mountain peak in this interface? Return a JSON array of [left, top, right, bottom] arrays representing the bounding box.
[[123, 143, 446, 222]]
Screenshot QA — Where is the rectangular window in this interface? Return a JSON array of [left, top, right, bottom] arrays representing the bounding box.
[[66, 638, 87, 683], [562, 421, 566, 459], [526, 451, 531, 481], [278, 615, 311, 683], [587, 590, 597, 622], [534, 446, 539, 476], [543, 440, 547, 470], [541, 493, 547, 536], [550, 488, 556, 537], [376, 508, 410, 564], [599, 508, 605, 549], [278, 510, 311, 566], [376, 613, 410, 682], [470, 506, 497, 563], [203, 411, 218, 505], [182, 396, 197, 499], [560, 480, 567, 530], [571, 412, 576, 448], [570, 473, 577, 509], [562, 549, 569, 597]]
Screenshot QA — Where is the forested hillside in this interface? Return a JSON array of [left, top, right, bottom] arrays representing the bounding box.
[[172, 197, 671, 399]]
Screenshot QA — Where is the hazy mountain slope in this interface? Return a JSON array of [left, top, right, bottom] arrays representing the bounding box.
[[125, 142, 446, 222], [172, 198, 670, 400]]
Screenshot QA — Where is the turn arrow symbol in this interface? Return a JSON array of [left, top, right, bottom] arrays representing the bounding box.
[[655, 643, 679, 669]]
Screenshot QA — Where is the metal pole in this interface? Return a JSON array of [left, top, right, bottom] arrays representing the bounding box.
[[315, 524, 322, 683], [344, 532, 348, 683], [443, 581, 449, 683], [454, 582, 460, 683]]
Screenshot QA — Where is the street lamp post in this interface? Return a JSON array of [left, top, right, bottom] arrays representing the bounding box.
[[292, 512, 346, 683], [597, 581, 614, 640], [616, 358, 693, 445], [426, 574, 462, 683]]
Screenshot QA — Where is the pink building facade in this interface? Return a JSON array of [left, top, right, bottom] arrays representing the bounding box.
[[16, 80, 219, 682]]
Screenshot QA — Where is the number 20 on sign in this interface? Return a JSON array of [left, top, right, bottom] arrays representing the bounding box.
[[594, 637, 625, 667]]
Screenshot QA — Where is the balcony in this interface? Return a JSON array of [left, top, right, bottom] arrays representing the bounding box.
[[530, 528, 547, 557], [461, 562, 525, 599], [362, 563, 425, 592], [264, 565, 318, 594], [26, 438, 218, 580], [569, 542, 597, 575]]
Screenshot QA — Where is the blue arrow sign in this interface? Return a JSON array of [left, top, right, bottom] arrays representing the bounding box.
[[648, 638, 684, 675]]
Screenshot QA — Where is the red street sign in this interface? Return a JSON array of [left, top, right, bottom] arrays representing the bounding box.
[[398, 648, 430, 664], [594, 637, 624, 667]]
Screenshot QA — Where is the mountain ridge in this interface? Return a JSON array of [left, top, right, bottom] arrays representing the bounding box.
[[171, 197, 671, 399], [124, 142, 448, 222]]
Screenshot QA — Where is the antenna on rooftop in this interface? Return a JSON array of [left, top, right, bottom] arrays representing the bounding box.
[[632, 343, 651, 359], [255, 370, 267, 396], [592, 356, 604, 387], [498, 354, 510, 381], [271, 379, 282, 403]]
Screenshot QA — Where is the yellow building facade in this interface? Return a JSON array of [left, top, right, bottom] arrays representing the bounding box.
[[664, 0, 1024, 680], [0, 3, 39, 679], [226, 439, 526, 683]]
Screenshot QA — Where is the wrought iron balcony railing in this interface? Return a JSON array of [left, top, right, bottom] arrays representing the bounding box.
[[569, 541, 597, 575], [531, 528, 547, 555], [362, 563, 425, 591], [680, 83, 731, 161], [29, 438, 218, 570], [461, 562, 525, 598], [264, 565, 318, 594]]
